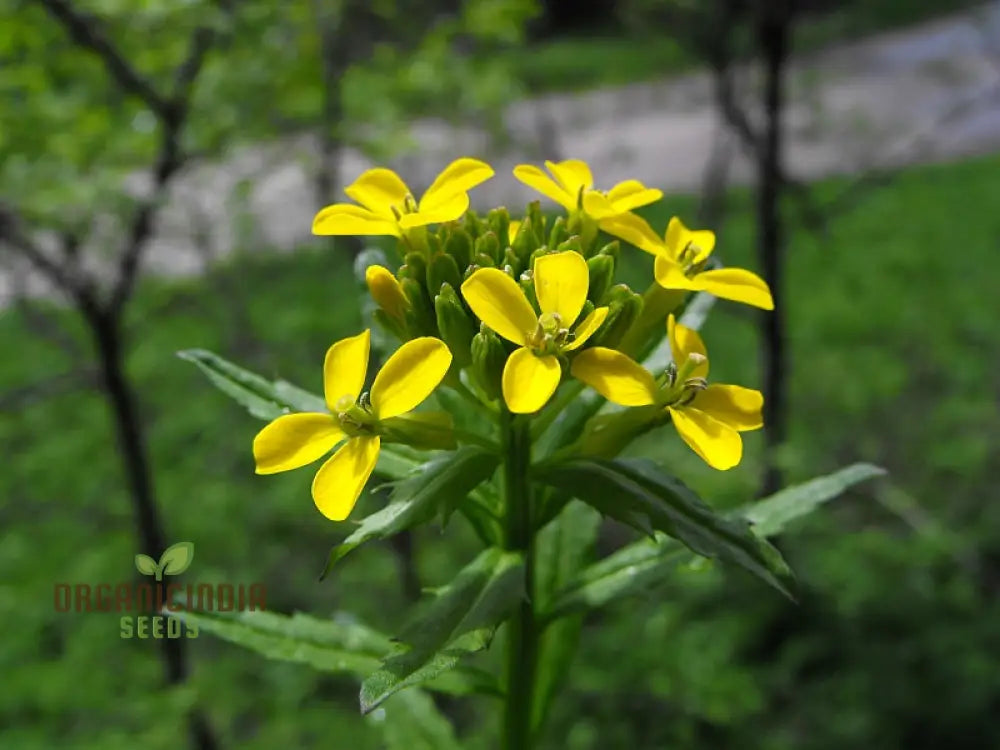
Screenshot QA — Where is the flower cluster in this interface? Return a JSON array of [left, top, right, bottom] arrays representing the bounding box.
[[253, 158, 773, 520]]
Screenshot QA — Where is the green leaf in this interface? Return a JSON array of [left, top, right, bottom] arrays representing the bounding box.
[[321, 446, 500, 578], [177, 349, 296, 420], [543, 463, 886, 620], [739, 462, 887, 536], [169, 609, 391, 676], [134, 553, 158, 576], [159, 541, 194, 576], [535, 457, 793, 598], [360, 547, 524, 713], [369, 686, 462, 750], [531, 500, 601, 731]]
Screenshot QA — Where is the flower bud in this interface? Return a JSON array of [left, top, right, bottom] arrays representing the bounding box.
[[434, 283, 477, 367], [427, 252, 462, 296], [598, 239, 620, 263], [471, 325, 507, 401], [365, 264, 409, 323], [548, 215, 569, 249], [567, 210, 598, 253], [556, 236, 583, 255], [486, 208, 511, 250], [474, 231, 501, 266], [464, 209, 485, 239], [525, 201, 546, 244], [511, 217, 536, 266], [373, 307, 409, 343], [399, 252, 428, 284], [444, 226, 473, 271], [474, 251, 497, 269], [503, 247, 522, 278], [400, 277, 437, 337], [587, 254, 615, 305], [591, 284, 644, 349]]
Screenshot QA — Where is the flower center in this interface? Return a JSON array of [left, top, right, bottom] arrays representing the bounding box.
[[678, 242, 707, 275], [526, 312, 570, 355], [389, 194, 420, 220], [658, 353, 709, 407], [334, 393, 378, 436]]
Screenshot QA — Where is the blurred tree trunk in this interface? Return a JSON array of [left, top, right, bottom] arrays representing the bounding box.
[[755, 0, 794, 495]]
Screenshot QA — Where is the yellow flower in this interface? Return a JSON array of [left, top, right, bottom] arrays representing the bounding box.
[[512, 159, 662, 220], [570, 315, 763, 470], [600, 214, 774, 310], [252, 330, 452, 520], [312, 158, 494, 238], [461, 251, 609, 414]]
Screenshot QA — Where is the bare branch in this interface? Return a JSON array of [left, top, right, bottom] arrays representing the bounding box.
[[0, 206, 80, 296], [33, 0, 170, 118]]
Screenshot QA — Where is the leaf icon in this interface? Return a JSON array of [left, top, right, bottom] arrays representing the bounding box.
[[135, 554, 158, 576], [159, 542, 194, 576]]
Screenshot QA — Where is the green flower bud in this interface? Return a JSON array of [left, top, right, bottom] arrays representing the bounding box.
[[511, 218, 536, 266], [525, 201, 546, 244], [474, 251, 497, 269], [444, 226, 473, 271], [373, 307, 409, 342], [471, 325, 507, 401], [591, 284, 644, 349], [556, 236, 583, 255], [399, 252, 428, 284], [598, 239, 621, 262], [548, 215, 569, 249], [434, 283, 476, 367], [464, 209, 485, 239], [427, 252, 462, 296], [503, 247, 522, 278], [474, 231, 501, 266], [401, 277, 438, 336], [567, 210, 599, 254], [587, 254, 615, 305], [486, 208, 510, 249]]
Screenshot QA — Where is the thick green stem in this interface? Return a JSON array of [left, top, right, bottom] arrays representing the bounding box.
[[501, 412, 538, 750]]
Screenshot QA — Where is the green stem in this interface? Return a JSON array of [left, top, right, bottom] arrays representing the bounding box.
[[500, 411, 538, 750]]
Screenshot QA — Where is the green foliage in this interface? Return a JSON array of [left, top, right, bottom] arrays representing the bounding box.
[[360, 548, 523, 713], [536, 457, 793, 597], [544, 463, 885, 620], [321, 446, 501, 576]]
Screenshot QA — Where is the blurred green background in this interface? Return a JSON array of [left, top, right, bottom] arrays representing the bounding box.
[[2, 1, 998, 748]]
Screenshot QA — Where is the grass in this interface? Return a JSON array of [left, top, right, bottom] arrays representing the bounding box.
[[2, 152, 999, 748]]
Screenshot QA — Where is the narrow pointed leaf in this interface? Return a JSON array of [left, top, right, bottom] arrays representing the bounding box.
[[535, 457, 793, 597], [321, 446, 499, 578], [371, 686, 463, 750], [544, 462, 886, 620], [360, 548, 524, 713]]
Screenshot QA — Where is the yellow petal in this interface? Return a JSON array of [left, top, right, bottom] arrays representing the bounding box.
[[253, 413, 344, 474], [570, 347, 657, 406], [398, 192, 469, 229], [534, 251, 589, 326], [312, 436, 381, 521], [419, 157, 494, 213], [370, 337, 452, 419], [508, 219, 522, 245], [344, 168, 410, 217], [461, 268, 536, 345], [580, 191, 619, 220], [324, 330, 371, 411], [564, 306, 609, 351], [598, 212, 665, 256], [545, 159, 594, 195], [668, 406, 742, 470], [654, 255, 699, 291], [691, 384, 763, 431], [692, 268, 774, 310], [606, 180, 663, 212], [665, 216, 715, 262], [365, 265, 409, 321], [502, 348, 562, 414], [667, 314, 709, 380], [512, 164, 575, 210], [312, 204, 400, 237]]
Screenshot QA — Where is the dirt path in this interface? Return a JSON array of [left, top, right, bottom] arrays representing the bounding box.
[[5, 5, 1000, 300]]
